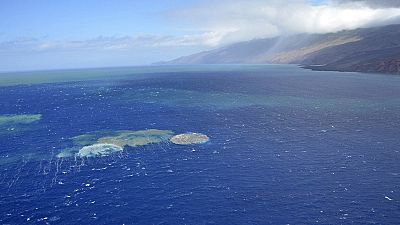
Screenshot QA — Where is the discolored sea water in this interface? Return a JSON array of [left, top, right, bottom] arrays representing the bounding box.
[[0, 65, 399, 224]]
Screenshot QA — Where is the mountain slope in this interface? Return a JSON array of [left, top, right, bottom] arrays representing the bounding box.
[[160, 24, 400, 74]]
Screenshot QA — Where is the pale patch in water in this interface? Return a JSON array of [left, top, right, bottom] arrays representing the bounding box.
[[71, 133, 100, 146], [170, 133, 210, 145], [78, 143, 123, 157], [58, 130, 210, 158], [119, 87, 384, 111], [0, 114, 41, 125], [71, 129, 174, 147], [0, 114, 42, 135], [56, 147, 79, 158], [97, 129, 174, 147], [59, 129, 175, 158]]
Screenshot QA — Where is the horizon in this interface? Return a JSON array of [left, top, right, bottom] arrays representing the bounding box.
[[1, 0, 400, 72], [0, 63, 291, 74]]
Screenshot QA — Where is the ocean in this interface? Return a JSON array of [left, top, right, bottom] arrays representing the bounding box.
[[0, 65, 399, 224]]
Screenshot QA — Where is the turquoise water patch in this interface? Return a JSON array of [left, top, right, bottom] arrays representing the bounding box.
[[0, 65, 282, 87], [71, 131, 120, 146], [118, 87, 389, 111], [0, 114, 42, 135], [72, 129, 174, 147], [97, 129, 174, 147]]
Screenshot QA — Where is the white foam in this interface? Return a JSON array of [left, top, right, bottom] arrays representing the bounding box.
[[78, 143, 123, 157], [385, 196, 393, 201]]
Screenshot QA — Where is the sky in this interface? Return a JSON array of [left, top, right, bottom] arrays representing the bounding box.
[[1, 0, 400, 72]]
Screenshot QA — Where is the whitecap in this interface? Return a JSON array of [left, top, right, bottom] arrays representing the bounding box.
[[385, 196, 393, 201]]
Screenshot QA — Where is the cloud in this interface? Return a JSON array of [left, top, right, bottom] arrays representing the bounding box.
[[0, 34, 217, 71], [332, 0, 400, 8], [0, 33, 224, 54], [166, 0, 400, 45]]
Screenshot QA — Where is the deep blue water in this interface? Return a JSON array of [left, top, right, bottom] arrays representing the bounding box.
[[0, 65, 399, 224]]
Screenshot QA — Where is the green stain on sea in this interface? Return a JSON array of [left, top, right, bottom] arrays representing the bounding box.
[[118, 87, 400, 112], [71, 129, 174, 146], [0, 114, 42, 135], [71, 132, 113, 146], [0, 114, 42, 125], [97, 129, 174, 147]]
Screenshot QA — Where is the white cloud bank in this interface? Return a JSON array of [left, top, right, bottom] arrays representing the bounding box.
[[166, 0, 400, 46], [2, 0, 400, 53], [333, 0, 400, 8], [0, 34, 223, 53]]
